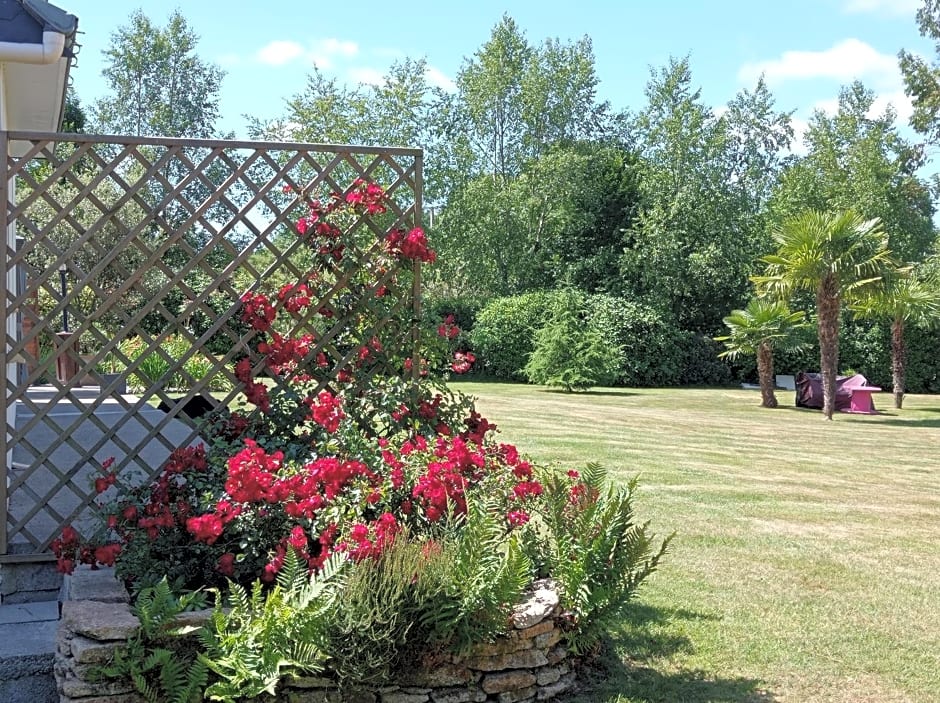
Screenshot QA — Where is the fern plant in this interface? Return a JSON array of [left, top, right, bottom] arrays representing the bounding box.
[[198, 549, 346, 701], [526, 463, 672, 653], [94, 578, 209, 703], [423, 495, 533, 652]]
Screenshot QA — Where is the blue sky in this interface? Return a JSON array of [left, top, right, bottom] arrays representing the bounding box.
[[60, 0, 935, 147]]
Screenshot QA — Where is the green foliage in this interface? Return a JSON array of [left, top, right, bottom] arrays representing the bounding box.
[[586, 295, 684, 386], [715, 299, 807, 361], [625, 60, 789, 331], [850, 267, 940, 328], [902, 325, 940, 392], [767, 82, 935, 262], [754, 209, 894, 418], [450, 15, 607, 182], [324, 506, 532, 686], [900, 0, 940, 147], [95, 579, 209, 703], [474, 290, 741, 387], [200, 550, 345, 700], [677, 332, 735, 386], [323, 538, 444, 685], [524, 289, 621, 391], [839, 319, 892, 387], [424, 498, 533, 652], [427, 15, 615, 296], [525, 464, 672, 653], [424, 294, 484, 337], [117, 336, 228, 393], [471, 291, 559, 379], [94, 9, 223, 138]]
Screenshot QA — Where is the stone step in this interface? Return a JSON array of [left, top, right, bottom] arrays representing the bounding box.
[[0, 600, 59, 703], [0, 558, 63, 604]]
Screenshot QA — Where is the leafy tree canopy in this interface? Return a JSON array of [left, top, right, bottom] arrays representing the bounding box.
[[769, 82, 936, 262], [94, 9, 224, 138]]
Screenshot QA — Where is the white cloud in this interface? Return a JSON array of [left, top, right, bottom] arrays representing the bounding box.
[[738, 38, 898, 86], [842, 0, 919, 15], [310, 38, 359, 70], [868, 90, 915, 122], [256, 40, 306, 67], [426, 65, 456, 92], [789, 116, 810, 155], [252, 37, 359, 70]]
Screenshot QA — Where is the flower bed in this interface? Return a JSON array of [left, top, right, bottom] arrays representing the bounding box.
[[51, 179, 670, 702], [56, 568, 576, 703]]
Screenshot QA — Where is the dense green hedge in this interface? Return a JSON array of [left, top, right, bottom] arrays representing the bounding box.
[[470, 291, 558, 381], [470, 291, 736, 387], [735, 317, 940, 394], [837, 320, 940, 394], [468, 291, 940, 392]]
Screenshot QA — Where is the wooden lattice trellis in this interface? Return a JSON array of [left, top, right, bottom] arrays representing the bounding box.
[[1, 130, 423, 561]]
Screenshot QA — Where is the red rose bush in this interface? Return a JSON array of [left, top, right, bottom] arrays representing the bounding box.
[[53, 179, 669, 687]]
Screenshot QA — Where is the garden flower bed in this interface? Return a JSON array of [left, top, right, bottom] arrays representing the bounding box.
[[56, 568, 576, 703], [50, 180, 669, 702]]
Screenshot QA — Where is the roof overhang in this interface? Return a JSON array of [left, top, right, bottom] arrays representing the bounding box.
[[0, 0, 78, 155]]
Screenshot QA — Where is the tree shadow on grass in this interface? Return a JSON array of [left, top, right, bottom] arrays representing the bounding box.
[[861, 417, 940, 428], [573, 661, 779, 703], [771, 406, 940, 427], [566, 603, 778, 703], [536, 389, 640, 398]]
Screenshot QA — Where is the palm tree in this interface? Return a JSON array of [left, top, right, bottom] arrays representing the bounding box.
[[715, 298, 807, 408], [851, 267, 940, 409], [753, 210, 892, 420]]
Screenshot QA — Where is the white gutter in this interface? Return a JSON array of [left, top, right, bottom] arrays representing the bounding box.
[[0, 30, 65, 65]]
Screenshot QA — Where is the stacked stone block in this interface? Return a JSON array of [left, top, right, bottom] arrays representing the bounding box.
[[55, 571, 577, 703]]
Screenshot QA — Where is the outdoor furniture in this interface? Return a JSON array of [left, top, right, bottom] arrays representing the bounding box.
[[845, 385, 881, 414]]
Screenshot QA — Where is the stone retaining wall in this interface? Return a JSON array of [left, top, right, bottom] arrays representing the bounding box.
[[55, 569, 578, 703]]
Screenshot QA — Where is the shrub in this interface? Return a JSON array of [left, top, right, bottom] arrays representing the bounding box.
[[423, 294, 483, 338], [677, 332, 734, 386], [525, 289, 621, 391], [55, 179, 669, 696], [904, 325, 940, 393], [585, 295, 684, 386], [470, 291, 560, 380], [839, 319, 891, 388]]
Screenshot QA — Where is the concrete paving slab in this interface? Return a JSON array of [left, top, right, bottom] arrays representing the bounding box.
[[0, 618, 57, 659], [8, 385, 202, 550], [0, 617, 57, 703], [0, 599, 58, 624]]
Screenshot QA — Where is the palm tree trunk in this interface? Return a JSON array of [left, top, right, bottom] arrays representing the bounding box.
[[892, 317, 905, 409], [817, 275, 840, 420], [757, 341, 778, 408]]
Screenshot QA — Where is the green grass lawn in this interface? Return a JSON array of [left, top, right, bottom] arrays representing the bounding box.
[[455, 381, 940, 703]]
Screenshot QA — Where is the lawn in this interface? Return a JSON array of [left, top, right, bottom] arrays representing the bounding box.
[[455, 381, 940, 703]]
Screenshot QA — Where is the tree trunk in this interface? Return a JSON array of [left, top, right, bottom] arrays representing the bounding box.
[[757, 341, 778, 408], [892, 317, 905, 410], [817, 275, 840, 420]]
